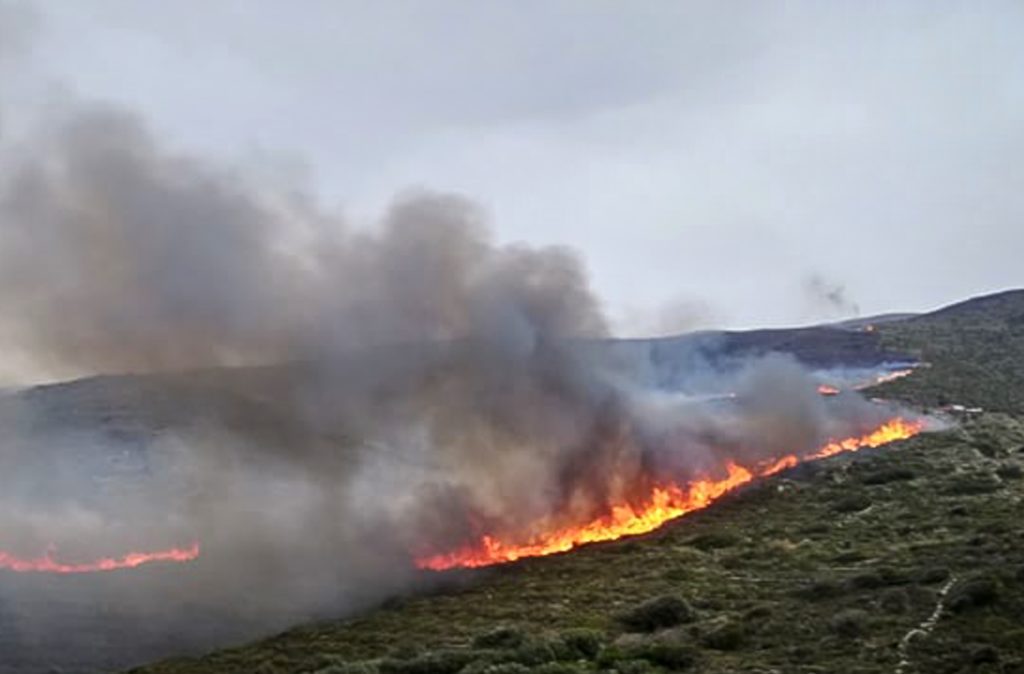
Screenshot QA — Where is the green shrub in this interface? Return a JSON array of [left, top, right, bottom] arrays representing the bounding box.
[[612, 660, 656, 674], [556, 629, 604, 660], [510, 639, 557, 666], [316, 664, 379, 674], [828, 609, 869, 638], [947, 575, 1000, 613], [700, 620, 745, 651], [531, 663, 586, 674], [379, 649, 476, 674], [995, 462, 1023, 480], [472, 626, 525, 650], [861, 467, 916, 485], [599, 640, 698, 670], [945, 473, 1002, 495], [461, 664, 529, 674], [795, 579, 844, 601], [687, 531, 741, 550], [627, 642, 696, 670], [917, 567, 951, 584], [615, 594, 695, 632], [832, 493, 872, 513], [742, 604, 772, 622], [879, 588, 910, 614], [847, 570, 885, 590]]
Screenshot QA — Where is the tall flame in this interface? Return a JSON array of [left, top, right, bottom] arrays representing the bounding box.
[[0, 542, 200, 574], [416, 417, 924, 571]]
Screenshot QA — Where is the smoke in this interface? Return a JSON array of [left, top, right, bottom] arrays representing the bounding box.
[[0, 39, 919, 673], [803, 273, 861, 319], [615, 296, 721, 338]]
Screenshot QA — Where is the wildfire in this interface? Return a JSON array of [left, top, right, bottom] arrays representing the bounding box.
[[416, 417, 924, 571], [0, 542, 200, 574], [817, 384, 840, 395]]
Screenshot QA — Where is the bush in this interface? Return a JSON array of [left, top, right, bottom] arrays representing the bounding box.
[[531, 664, 586, 674], [511, 639, 557, 666], [742, 604, 772, 622], [795, 579, 844, 601], [829, 609, 869, 638], [945, 473, 1002, 496], [613, 660, 656, 674], [615, 594, 695, 632], [317, 665, 379, 674], [472, 626, 525, 650], [832, 493, 872, 513], [461, 664, 529, 674], [379, 649, 476, 674], [879, 588, 910, 614], [847, 571, 885, 590], [599, 641, 698, 670], [687, 531, 740, 550], [995, 462, 1023, 480], [947, 576, 1000, 613], [861, 467, 916, 485], [700, 620, 745, 651], [556, 629, 604, 660], [629, 642, 697, 670]]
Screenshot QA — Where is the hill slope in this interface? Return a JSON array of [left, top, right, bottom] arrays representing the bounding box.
[[872, 289, 1024, 414], [132, 416, 1024, 674], [129, 289, 1024, 674]]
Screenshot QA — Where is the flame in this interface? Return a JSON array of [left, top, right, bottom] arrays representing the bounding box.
[[817, 384, 840, 395], [870, 369, 914, 386], [0, 542, 200, 574], [416, 417, 924, 571]]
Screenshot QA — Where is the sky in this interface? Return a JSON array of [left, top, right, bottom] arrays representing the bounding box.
[[5, 0, 1024, 334]]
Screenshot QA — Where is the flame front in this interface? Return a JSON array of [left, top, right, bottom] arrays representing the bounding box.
[[416, 417, 924, 571], [0, 542, 200, 574]]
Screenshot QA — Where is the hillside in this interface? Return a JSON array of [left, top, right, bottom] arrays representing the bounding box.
[[128, 289, 1024, 674], [872, 289, 1024, 414], [132, 416, 1024, 674]]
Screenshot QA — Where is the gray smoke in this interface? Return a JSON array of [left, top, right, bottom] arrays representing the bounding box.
[[803, 273, 861, 319], [0, 32, 919, 672]]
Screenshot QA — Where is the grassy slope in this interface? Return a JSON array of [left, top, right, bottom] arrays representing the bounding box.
[[133, 291, 1024, 674]]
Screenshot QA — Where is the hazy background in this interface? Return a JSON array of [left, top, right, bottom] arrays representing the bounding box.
[[3, 0, 1023, 371]]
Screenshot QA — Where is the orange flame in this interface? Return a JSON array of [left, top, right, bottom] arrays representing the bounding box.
[[0, 542, 200, 574], [870, 369, 914, 386], [817, 384, 840, 395], [416, 417, 924, 571]]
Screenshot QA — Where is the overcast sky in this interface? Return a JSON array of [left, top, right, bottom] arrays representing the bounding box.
[[7, 1, 1024, 333]]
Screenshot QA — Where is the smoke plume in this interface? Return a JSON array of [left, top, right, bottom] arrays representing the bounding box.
[[0, 35, 917, 672], [803, 273, 861, 319]]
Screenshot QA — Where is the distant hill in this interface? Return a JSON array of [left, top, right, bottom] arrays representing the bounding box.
[[871, 289, 1024, 414]]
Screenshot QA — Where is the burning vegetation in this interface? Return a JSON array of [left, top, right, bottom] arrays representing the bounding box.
[[415, 417, 924, 570], [0, 541, 199, 574]]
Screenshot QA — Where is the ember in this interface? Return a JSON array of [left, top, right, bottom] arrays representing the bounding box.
[[416, 417, 924, 571]]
